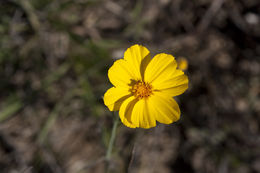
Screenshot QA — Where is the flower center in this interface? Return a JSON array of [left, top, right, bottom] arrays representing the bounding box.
[[131, 81, 153, 99]]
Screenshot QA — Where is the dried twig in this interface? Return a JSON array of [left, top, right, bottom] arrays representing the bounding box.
[[197, 0, 226, 32]]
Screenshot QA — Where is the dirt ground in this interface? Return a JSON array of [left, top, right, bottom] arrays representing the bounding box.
[[0, 0, 259, 173]]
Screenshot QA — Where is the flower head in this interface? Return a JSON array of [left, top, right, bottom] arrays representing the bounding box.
[[104, 44, 188, 128], [177, 57, 188, 71]]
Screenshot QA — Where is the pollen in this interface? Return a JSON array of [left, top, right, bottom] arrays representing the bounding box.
[[131, 81, 153, 99]]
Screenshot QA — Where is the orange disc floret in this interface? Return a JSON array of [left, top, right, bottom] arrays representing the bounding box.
[[131, 81, 153, 99]]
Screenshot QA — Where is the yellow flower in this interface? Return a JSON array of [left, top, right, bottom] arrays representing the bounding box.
[[177, 57, 188, 71], [104, 44, 188, 129]]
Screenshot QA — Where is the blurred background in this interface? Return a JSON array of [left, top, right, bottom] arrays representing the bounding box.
[[0, 0, 260, 173]]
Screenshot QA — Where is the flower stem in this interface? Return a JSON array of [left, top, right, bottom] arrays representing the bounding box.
[[106, 113, 119, 161]]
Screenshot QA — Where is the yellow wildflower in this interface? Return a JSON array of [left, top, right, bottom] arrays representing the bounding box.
[[104, 44, 188, 129], [177, 57, 188, 71]]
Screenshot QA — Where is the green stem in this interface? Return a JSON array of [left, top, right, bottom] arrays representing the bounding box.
[[106, 113, 119, 161]]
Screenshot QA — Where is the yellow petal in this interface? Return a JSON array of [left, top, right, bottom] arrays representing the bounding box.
[[119, 96, 138, 128], [108, 59, 136, 88], [144, 53, 188, 96], [130, 99, 156, 129], [124, 44, 151, 80], [103, 87, 131, 111], [148, 93, 180, 124], [144, 53, 177, 83], [155, 73, 188, 96]]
